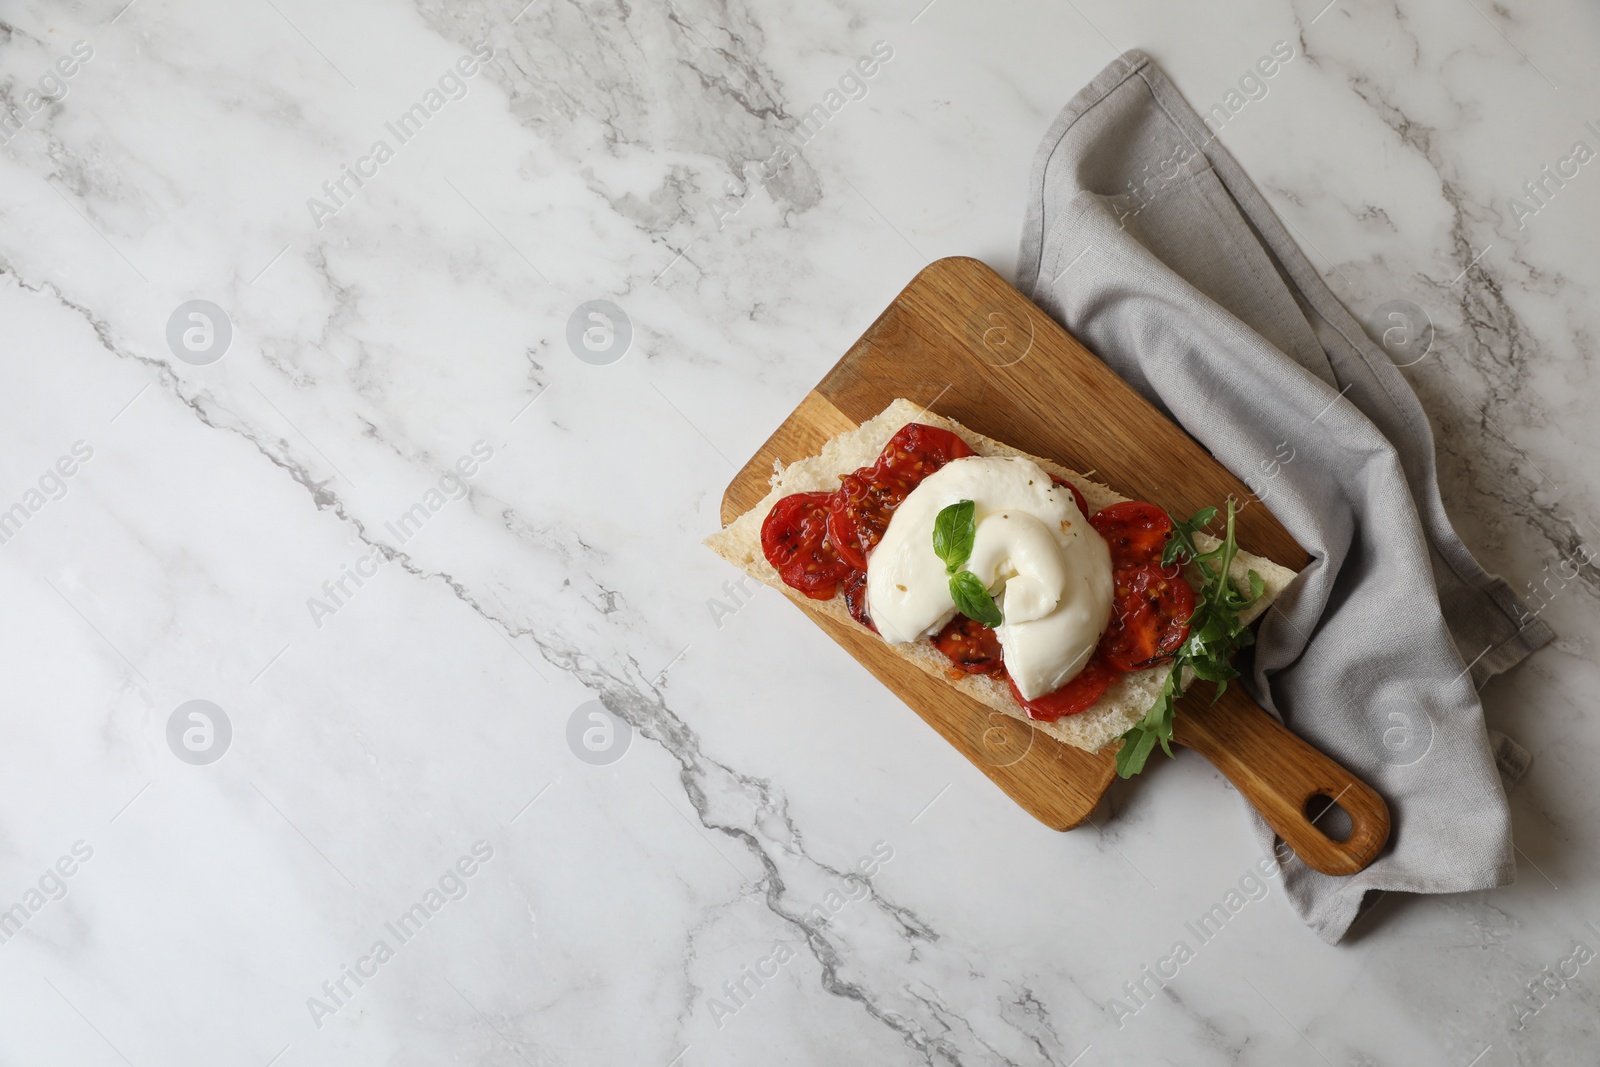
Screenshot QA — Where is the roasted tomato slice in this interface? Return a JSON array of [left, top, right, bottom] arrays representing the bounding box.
[[842, 570, 876, 633], [1103, 563, 1196, 671], [879, 423, 976, 478], [828, 424, 976, 569], [1005, 652, 1120, 722], [1049, 474, 1089, 519], [828, 468, 912, 571], [933, 615, 1004, 675], [1090, 501, 1173, 568], [761, 492, 854, 600]]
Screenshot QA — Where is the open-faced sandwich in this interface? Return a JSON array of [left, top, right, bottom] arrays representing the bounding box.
[[706, 398, 1297, 773]]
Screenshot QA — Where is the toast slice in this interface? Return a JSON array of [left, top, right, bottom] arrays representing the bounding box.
[[705, 398, 1297, 754]]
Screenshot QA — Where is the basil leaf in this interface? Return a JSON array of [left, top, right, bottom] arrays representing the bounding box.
[[932, 500, 977, 574], [948, 570, 1002, 627]]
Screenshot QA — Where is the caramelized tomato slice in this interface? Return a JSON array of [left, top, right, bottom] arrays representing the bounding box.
[[880, 423, 976, 477], [1005, 653, 1120, 722], [842, 570, 876, 633], [761, 492, 854, 600], [828, 424, 975, 569], [1090, 501, 1173, 568], [828, 468, 912, 571], [1103, 563, 1196, 671], [1049, 474, 1089, 520], [933, 615, 1004, 675]]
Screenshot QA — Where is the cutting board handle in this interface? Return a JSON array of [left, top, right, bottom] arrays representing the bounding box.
[[1171, 682, 1390, 877]]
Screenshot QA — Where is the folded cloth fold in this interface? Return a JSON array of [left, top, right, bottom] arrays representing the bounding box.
[[1017, 50, 1553, 943]]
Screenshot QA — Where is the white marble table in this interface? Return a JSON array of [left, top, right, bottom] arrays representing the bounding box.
[[1, 1, 1596, 1063]]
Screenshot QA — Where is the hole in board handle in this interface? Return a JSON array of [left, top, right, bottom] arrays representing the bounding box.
[[1304, 792, 1354, 843]]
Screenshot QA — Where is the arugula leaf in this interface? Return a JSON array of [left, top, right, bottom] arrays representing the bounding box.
[[1161, 505, 1216, 569], [933, 500, 977, 575], [1114, 725, 1160, 778], [1116, 497, 1262, 779], [949, 570, 1004, 627]]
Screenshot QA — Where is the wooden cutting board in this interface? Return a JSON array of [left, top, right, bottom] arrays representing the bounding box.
[[719, 257, 1388, 874]]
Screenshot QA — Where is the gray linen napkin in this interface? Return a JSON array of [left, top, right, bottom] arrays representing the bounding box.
[[1017, 51, 1555, 943]]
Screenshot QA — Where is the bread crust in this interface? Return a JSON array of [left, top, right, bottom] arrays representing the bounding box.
[[705, 398, 1297, 754]]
